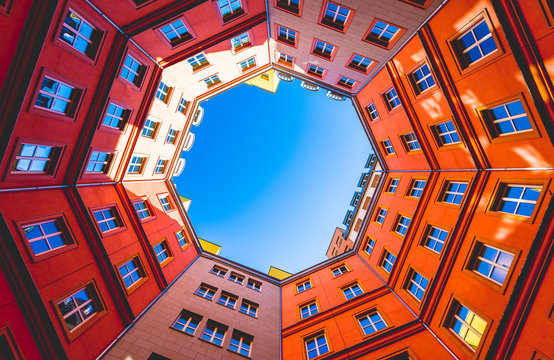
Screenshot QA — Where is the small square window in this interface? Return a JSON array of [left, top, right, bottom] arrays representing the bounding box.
[[452, 19, 498, 69], [394, 215, 411, 236], [153, 240, 172, 265], [118, 256, 146, 289], [277, 52, 295, 67], [59, 9, 103, 59], [405, 269, 429, 301], [102, 103, 129, 130], [154, 159, 168, 174], [408, 179, 426, 198], [217, 292, 238, 309], [491, 183, 542, 218], [365, 103, 379, 120], [175, 229, 188, 249], [203, 74, 221, 88], [331, 264, 348, 277], [469, 242, 514, 285], [56, 282, 104, 335], [401, 132, 421, 152], [348, 54, 374, 74], [307, 64, 326, 79], [12, 143, 62, 175], [35, 76, 81, 116], [85, 151, 113, 174], [239, 300, 258, 317], [440, 181, 468, 205], [343, 210, 354, 226], [320, 1, 352, 32], [386, 178, 400, 194], [431, 120, 461, 146], [381, 250, 396, 273], [381, 139, 395, 156], [342, 283, 363, 299], [350, 192, 361, 207], [296, 279, 311, 293], [364, 19, 404, 48], [383, 88, 401, 110], [159, 195, 174, 212], [300, 300, 318, 319], [171, 310, 202, 335], [276, 25, 297, 47], [155, 80, 172, 103], [229, 272, 244, 285], [195, 283, 217, 300], [247, 279, 262, 291], [166, 128, 179, 144], [446, 301, 487, 351], [304, 332, 330, 359], [159, 18, 193, 46], [364, 238, 375, 255], [201, 321, 227, 346], [120, 54, 146, 86], [409, 63, 436, 95], [141, 119, 159, 139], [375, 208, 387, 225], [229, 330, 253, 357], [337, 76, 357, 90], [93, 207, 122, 233], [128, 155, 147, 174], [357, 310, 387, 335], [311, 39, 336, 60], [133, 200, 152, 221], [21, 217, 74, 257], [187, 53, 209, 71], [481, 100, 533, 138], [177, 98, 188, 115], [275, 0, 301, 15], [216, 0, 245, 23], [423, 225, 448, 254], [210, 266, 227, 277], [231, 32, 251, 52], [239, 57, 256, 72]]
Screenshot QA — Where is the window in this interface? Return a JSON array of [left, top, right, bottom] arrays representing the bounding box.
[[307, 64, 326, 78], [337, 76, 356, 90], [12, 143, 60, 174], [201, 321, 227, 346], [127, 155, 147, 174], [405, 269, 429, 301], [155, 81, 172, 103], [401, 133, 421, 152], [239, 300, 258, 317], [304, 332, 330, 359], [195, 283, 217, 300], [231, 32, 251, 51], [166, 128, 179, 145], [342, 283, 363, 300], [176, 230, 188, 248], [154, 159, 168, 174], [159, 195, 173, 211], [423, 225, 448, 254], [409, 63, 436, 94], [210, 266, 227, 277], [93, 207, 122, 233], [447, 302, 487, 351], [229, 272, 244, 285], [375, 208, 387, 225], [239, 57, 256, 72], [381, 250, 396, 273], [134, 200, 152, 220], [120, 54, 145, 86], [351, 192, 361, 207], [217, 0, 245, 23], [320, 1, 351, 32], [172, 310, 201, 335], [278, 53, 295, 66], [364, 20, 403, 48], [229, 331, 253, 357], [386, 178, 400, 194], [35, 76, 79, 116], [366, 103, 379, 120], [357, 310, 387, 335], [56, 283, 102, 333], [470, 242, 514, 285], [312, 40, 335, 60], [141, 119, 159, 138], [440, 181, 468, 205], [118, 257, 145, 289], [432, 120, 461, 146], [176, 99, 189, 116], [203, 74, 221, 88], [300, 301, 318, 319], [187, 53, 209, 71], [331, 265, 348, 277], [492, 184, 542, 217], [481, 100, 533, 137], [277, 25, 297, 46], [153, 240, 172, 265], [365, 238, 375, 255], [394, 215, 411, 236], [296, 280, 311, 293], [247, 279, 262, 291], [348, 54, 374, 73], [452, 19, 497, 69], [381, 140, 395, 156], [408, 179, 426, 198], [102, 103, 129, 130], [275, 0, 301, 15], [0, 328, 21, 360], [22, 218, 72, 256], [85, 151, 112, 174], [159, 18, 193, 46], [358, 173, 369, 187], [217, 292, 238, 309], [344, 210, 354, 226], [383, 88, 401, 110], [59, 10, 102, 59]]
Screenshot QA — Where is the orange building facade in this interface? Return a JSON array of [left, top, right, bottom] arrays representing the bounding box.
[[0, 0, 553, 359]]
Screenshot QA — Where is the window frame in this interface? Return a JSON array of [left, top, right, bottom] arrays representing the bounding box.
[[99, 98, 132, 133], [365, 102, 379, 121], [175, 228, 190, 250], [115, 254, 148, 294], [153, 158, 169, 175], [155, 80, 173, 105], [318, 1, 354, 33], [52, 279, 107, 341], [158, 193, 175, 212], [201, 74, 222, 89], [407, 61, 437, 97], [406, 178, 426, 199], [399, 131, 422, 154], [310, 38, 338, 61], [299, 299, 319, 320], [385, 177, 400, 195], [229, 272, 245, 285], [89, 204, 126, 237], [238, 56, 257, 73], [276, 51, 296, 68], [402, 267, 430, 303], [437, 179, 470, 207], [296, 279, 312, 293], [186, 53, 211, 73], [230, 31, 252, 53], [428, 118, 464, 150], [0, 327, 22, 359], [354, 307, 389, 338], [133, 197, 155, 223], [382, 87, 402, 112], [247, 278, 262, 292], [392, 213, 412, 238], [200, 320, 228, 347], [127, 154, 148, 175], [8, 138, 65, 180], [374, 207, 388, 226], [400, 0, 433, 9], [336, 75, 358, 90], [341, 281, 364, 300], [152, 238, 174, 267], [170, 309, 202, 336], [195, 283, 218, 301], [380, 248, 396, 274], [118, 50, 148, 89], [239, 299, 259, 317], [330, 264, 349, 278], [306, 63, 327, 79], [210, 265, 228, 277], [363, 18, 406, 49], [213, 0, 247, 25], [83, 148, 114, 176], [380, 138, 396, 157], [420, 222, 450, 258], [274, 0, 303, 16], [155, 16, 196, 49], [165, 127, 180, 145], [140, 118, 161, 140], [364, 237, 375, 257], [275, 24, 299, 48], [347, 53, 376, 74], [485, 179, 547, 223], [229, 330, 253, 357], [303, 330, 332, 359]]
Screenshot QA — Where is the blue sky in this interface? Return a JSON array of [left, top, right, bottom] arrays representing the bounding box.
[[173, 79, 372, 274]]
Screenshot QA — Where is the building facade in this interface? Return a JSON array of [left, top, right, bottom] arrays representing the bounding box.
[[0, 0, 552, 359]]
